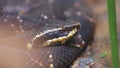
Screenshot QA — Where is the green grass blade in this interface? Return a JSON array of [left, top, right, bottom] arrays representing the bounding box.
[[107, 0, 119, 68]]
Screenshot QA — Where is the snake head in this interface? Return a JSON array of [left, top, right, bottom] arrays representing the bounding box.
[[27, 23, 85, 49]]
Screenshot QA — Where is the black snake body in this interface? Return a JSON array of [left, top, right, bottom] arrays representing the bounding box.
[[0, 0, 95, 68]]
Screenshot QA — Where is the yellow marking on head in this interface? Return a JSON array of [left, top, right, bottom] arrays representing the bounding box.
[[42, 28, 78, 46], [68, 28, 77, 37]]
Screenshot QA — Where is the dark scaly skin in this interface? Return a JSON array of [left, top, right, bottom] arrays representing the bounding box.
[[25, 46, 82, 68], [0, 0, 95, 68], [0, 15, 93, 68], [23, 24, 85, 68], [0, 16, 82, 68]]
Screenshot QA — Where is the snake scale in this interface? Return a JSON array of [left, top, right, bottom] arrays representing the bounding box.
[[0, 0, 95, 68]]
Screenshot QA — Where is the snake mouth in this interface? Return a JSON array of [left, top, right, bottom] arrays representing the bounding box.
[[27, 23, 81, 49]]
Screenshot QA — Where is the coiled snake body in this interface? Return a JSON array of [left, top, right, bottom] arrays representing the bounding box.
[[0, 0, 95, 68]]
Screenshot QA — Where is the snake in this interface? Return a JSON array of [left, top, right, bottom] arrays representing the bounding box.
[[0, 0, 95, 68]]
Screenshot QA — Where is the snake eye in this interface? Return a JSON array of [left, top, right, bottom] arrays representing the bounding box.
[[30, 23, 81, 48]]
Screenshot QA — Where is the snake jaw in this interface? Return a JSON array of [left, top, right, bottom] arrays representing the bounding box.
[[31, 23, 81, 48], [43, 28, 78, 46]]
